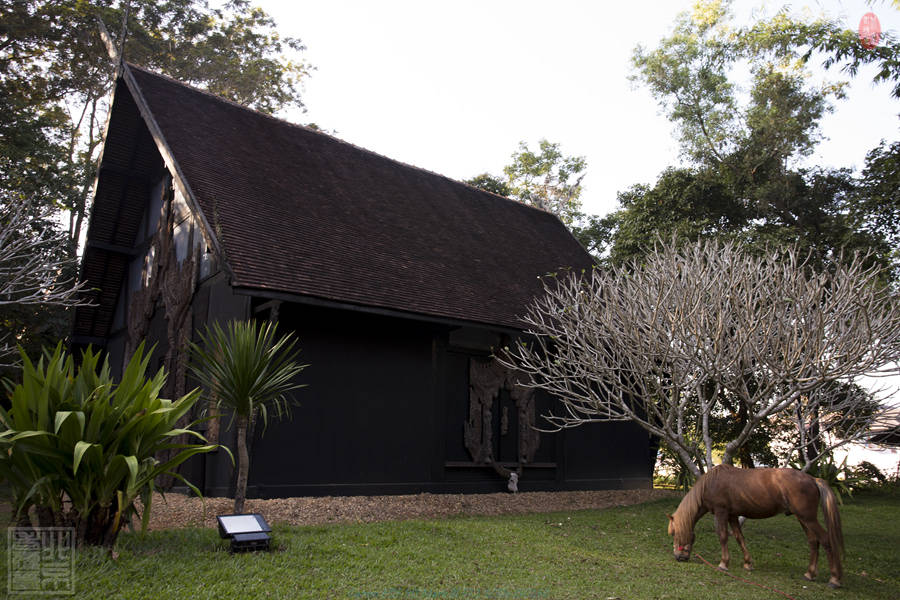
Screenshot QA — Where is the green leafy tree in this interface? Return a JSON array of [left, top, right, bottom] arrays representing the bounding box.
[[743, 5, 900, 98], [631, 1, 841, 194], [503, 139, 587, 228], [0, 81, 78, 212], [189, 320, 306, 514], [568, 213, 617, 257], [467, 139, 587, 229], [0, 343, 221, 547], [605, 167, 745, 264], [464, 173, 512, 197], [595, 1, 900, 477], [605, 165, 892, 275], [855, 140, 900, 251], [611, 1, 895, 276]]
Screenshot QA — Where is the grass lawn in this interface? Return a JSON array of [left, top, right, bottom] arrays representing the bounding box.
[[1, 490, 898, 600]]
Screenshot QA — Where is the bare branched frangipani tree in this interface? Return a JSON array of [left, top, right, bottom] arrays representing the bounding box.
[[0, 201, 92, 365], [498, 239, 900, 477]]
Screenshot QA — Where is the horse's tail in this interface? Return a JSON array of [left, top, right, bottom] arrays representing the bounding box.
[[815, 478, 844, 570]]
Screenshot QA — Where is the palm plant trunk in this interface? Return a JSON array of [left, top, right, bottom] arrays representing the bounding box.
[[234, 413, 250, 513]]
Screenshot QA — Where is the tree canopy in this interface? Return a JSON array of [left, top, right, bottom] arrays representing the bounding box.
[[631, 0, 839, 180], [601, 1, 899, 282], [742, 3, 900, 99], [466, 139, 587, 229]]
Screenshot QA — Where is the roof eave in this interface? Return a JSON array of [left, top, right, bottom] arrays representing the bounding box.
[[232, 285, 526, 336]]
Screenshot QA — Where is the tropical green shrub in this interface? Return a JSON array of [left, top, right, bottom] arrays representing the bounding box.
[[798, 452, 854, 501], [0, 343, 222, 547], [849, 460, 888, 491], [190, 319, 306, 513]]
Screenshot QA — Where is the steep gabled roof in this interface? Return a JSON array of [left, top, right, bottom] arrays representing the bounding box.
[[78, 64, 594, 336]]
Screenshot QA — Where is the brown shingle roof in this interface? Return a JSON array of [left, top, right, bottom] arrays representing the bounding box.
[[121, 64, 594, 330]]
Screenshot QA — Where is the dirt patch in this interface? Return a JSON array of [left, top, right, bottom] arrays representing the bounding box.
[[139, 488, 679, 530]]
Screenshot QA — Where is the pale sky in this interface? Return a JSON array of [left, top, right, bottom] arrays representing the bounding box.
[[259, 1, 900, 218]]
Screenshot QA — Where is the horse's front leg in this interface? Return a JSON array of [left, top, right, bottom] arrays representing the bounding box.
[[729, 517, 752, 571], [714, 510, 731, 571]]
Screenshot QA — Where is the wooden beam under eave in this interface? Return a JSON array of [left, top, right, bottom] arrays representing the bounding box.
[[98, 162, 163, 186], [84, 240, 137, 256]]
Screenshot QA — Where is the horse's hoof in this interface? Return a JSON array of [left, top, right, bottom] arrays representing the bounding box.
[[802, 574, 815, 582], [828, 581, 841, 589], [717, 565, 729, 572], [743, 564, 753, 571]]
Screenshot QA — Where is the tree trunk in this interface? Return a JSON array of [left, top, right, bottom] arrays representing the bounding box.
[[36, 505, 56, 527], [234, 414, 250, 514], [16, 504, 33, 529], [809, 404, 821, 463], [81, 506, 114, 547], [736, 402, 755, 468]]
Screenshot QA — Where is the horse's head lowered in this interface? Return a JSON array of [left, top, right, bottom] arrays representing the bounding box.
[[667, 514, 693, 562]]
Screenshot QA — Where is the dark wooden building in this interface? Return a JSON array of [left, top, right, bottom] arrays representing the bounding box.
[[73, 64, 654, 497]]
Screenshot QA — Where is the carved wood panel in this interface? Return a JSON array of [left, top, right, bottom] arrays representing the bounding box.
[[464, 358, 541, 479], [125, 178, 204, 488]]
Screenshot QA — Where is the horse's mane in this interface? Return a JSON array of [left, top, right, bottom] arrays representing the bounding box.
[[673, 465, 722, 534]]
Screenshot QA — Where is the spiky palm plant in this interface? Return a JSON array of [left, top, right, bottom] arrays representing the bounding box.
[[189, 320, 306, 513]]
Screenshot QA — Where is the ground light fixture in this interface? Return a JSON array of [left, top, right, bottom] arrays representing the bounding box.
[[216, 513, 272, 552]]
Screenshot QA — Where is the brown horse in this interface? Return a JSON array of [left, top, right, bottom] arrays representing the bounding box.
[[667, 464, 844, 588]]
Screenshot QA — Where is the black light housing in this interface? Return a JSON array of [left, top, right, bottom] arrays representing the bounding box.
[[216, 513, 272, 552]]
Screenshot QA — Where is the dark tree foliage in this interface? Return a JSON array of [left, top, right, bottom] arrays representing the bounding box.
[[855, 140, 900, 251], [569, 213, 617, 258], [465, 173, 512, 197], [607, 2, 897, 276], [466, 140, 587, 230], [606, 167, 745, 265]]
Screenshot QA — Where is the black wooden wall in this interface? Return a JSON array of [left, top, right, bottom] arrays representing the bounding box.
[[184, 298, 654, 498]]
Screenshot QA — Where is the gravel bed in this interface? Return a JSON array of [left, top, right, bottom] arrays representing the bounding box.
[[139, 488, 678, 530]]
